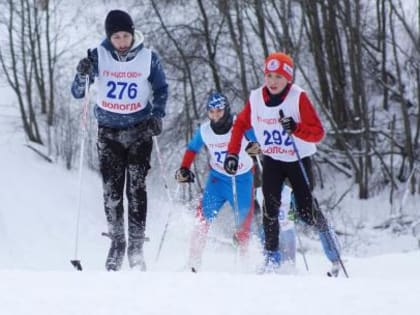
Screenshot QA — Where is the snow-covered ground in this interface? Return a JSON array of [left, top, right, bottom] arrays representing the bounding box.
[[0, 94, 419, 314]]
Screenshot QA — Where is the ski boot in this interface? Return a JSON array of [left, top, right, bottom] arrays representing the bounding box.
[[187, 254, 202, 273], [128, 252, 146, 271], [105, 236, 126, 271], [127, 238, 147, 271], [327, 261, 340, 277], [258, 250, 281, 274]]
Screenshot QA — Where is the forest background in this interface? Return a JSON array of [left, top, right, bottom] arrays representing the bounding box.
[[0, 0, 419, 234]]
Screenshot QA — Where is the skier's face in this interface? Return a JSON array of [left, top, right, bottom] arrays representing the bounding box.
[[110, 31, 134, 53], [264, 72, 288, 95], [208, 108, 225, 123]]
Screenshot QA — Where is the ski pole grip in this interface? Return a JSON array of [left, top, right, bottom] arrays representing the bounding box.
[[279, 109, 292, 136], [87, 49, 93, 61]]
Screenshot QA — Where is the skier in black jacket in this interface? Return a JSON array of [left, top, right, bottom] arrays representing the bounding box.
[[71, 10, 168, 271]]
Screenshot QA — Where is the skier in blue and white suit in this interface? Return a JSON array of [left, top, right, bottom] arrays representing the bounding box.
[[175, 92, 256, 271], [71, 10, 168, 271]]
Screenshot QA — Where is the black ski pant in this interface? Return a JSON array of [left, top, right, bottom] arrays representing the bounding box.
[[262, 155, 328, 252], [97, 123, 152, 263]]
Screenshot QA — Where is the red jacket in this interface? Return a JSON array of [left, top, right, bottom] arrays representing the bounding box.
[[228, 86, 325, 154]]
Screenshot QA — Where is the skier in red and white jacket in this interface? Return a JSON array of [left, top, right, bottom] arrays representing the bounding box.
[[224, 52, 341, 275]]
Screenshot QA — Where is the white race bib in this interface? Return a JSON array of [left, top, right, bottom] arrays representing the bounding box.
[[200, 121, 253, 176], [96, 46, 152, 114], [249, 86, 316, 161]]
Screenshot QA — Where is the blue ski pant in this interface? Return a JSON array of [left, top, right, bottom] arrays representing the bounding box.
[[197, 170, 254, 243]]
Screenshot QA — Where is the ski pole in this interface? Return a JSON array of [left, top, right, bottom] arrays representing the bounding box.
[[255, 154, 263, 172], [280, 110, 348, 278], [231, 175, 241, 264], [288, 192, 310, 272], [70, 74, 90, 271], [295, 224, 309, 271], [231, 175, 240, 229], [154, 136, 175, 262]]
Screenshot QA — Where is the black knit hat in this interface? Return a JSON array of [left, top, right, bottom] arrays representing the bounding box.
[[104, 10, 134, 38]]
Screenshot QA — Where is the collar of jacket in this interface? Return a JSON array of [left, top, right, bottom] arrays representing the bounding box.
[[263, 84, 292, 107], [101, 30, 145, 62]]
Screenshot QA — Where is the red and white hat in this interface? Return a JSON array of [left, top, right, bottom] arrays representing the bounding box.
[[264, 52, 294, 82]]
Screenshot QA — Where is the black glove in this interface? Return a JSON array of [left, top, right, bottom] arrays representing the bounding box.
[[281, 116, 297, 133], [76, 57, 92, 76], [245, 142, 261, 156], [224, 154, 239, 175], [147, 116, 162, 136], [175, 167, 195, 183]]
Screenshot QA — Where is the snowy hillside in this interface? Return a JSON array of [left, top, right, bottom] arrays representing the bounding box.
[[0, 96, 420, 314]]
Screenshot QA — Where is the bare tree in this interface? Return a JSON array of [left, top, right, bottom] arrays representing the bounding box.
[[3, 0, 418, 205], [0, 0, 61, 150], [0, 0, 43, 143], [216, 0, 249, 99]]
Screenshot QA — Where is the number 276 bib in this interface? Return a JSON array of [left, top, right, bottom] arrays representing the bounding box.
[[97, 45, 152, 114]]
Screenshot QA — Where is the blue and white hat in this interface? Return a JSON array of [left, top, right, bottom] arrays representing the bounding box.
[[206, 92, 229, 111]]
